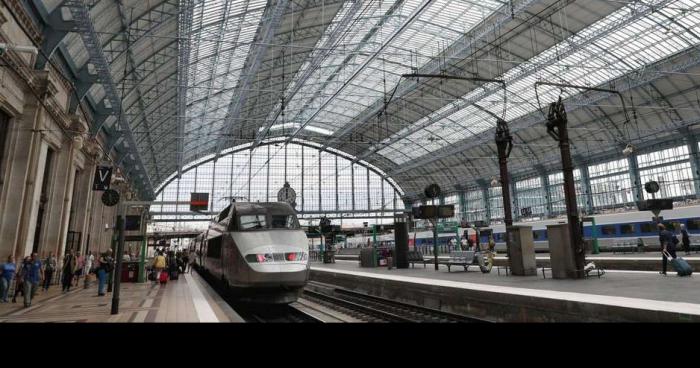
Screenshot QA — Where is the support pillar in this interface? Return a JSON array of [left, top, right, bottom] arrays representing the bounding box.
[[546, 97, 585, 279], [628, 155, 643, 203], [684, 134, 700, 197]]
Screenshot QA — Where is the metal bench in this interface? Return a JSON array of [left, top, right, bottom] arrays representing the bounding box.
[[611, 241, 639, 254], [540, 263, 605, 279], [441, 251, 477, 272], [407, 251, 430, 268]]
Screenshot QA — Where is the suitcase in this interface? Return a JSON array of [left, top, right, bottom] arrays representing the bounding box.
[[159, 271, 168, 284], [170, 270, 179, 280], [672, 257, 693, 276], [666, 250, 693, 276]]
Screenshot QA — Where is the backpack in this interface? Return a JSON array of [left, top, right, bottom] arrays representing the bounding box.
[[102, 257, 114, 273]]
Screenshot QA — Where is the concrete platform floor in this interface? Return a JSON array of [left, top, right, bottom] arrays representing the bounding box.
[[0, 272, 243, 323], [312, 260, 700, 306]]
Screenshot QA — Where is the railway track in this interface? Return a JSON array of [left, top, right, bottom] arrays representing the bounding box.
[[303, 282, 488, 323]]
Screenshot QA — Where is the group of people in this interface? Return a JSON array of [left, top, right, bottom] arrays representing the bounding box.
[[150, 249, 190, 285], [0, 248, 117, 307]]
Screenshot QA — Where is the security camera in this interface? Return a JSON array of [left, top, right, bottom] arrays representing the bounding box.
[[622, 144, 634, 156]]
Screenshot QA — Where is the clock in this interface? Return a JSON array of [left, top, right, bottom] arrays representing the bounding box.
[[277, 182, 296, 204], [102, 189, 120, 207], [424, 184, 441, 199]]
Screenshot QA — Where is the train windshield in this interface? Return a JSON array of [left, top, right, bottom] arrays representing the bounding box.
[[238, 213, 300, 231]]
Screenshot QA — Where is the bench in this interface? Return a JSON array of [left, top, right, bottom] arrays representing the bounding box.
[[407, 251, 430, 268], [611, 241, 642, 254], [440, 251, 478, 272]]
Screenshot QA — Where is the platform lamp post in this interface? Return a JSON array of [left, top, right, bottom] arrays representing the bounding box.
[[495, 118, 514, 259]]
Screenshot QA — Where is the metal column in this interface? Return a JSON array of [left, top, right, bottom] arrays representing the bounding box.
[[546, 97, 585, 278]]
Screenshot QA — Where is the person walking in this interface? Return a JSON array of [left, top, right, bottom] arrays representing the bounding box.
[[96, 250, 114, 296], [12, 257, 29, 303], [182, 251, 190, 273], [680, 224, 691, 256], [0, 255, 16, 303], [22, 253, 43, 307], [43, 252, 57, 291], [73, 252, 85, 287], [151, 251, 166, 284], [659, 224, 677, 275], [61, 249, 77, 292]]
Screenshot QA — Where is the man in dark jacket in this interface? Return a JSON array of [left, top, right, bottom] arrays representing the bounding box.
[[659, 224, 677, 275], [680, 224, 691, 255]]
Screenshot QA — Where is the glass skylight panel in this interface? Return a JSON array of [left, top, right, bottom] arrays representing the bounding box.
[[376, 0, 700, 165], [278, 0, 501, 137]]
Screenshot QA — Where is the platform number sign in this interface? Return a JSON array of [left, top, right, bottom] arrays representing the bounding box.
[[190, 193, 209, 212], [92, 166, 112, 191]]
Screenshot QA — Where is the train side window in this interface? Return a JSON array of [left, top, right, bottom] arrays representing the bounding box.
[[601, 225, 617, 236], [687, 219, 700, 231], [640, 223, 656, 234], [206, 237, 222, 259], [620, 224, 636, 235]]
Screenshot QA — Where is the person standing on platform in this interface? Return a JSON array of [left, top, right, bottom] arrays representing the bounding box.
[[0, 255, 16, 303], [680, 224, 691, 256], [61, 249, 77, 292], [73, 252, 84, 287], [84, 251, 94, 277], [43, 252, 57, 291], [23, 253, 42, 307], [12, 257, 29, 303], [659, 224, 677, 275], [96, 250, 114, 296], [122, 251, 131, 262]]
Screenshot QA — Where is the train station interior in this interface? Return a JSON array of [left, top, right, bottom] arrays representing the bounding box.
[[1, 0, 700, 324]]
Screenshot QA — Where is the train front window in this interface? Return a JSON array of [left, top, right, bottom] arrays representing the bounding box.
[[270, 215, 300, 229], [239, 215, 267, 230]]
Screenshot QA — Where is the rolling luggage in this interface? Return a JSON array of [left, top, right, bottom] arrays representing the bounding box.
[[665, 251, 693, 276], [159, 271, 168, 284]]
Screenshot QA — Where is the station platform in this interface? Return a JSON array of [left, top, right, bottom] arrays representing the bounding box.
[[334, 252, 700, 271], [0, 272, 243, 323], [310, 260, 700, 322]]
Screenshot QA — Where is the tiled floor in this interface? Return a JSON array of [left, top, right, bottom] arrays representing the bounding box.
[[0, 272, 242, 323]]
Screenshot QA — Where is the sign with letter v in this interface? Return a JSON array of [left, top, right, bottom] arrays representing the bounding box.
[[93, 166, 113, 190]]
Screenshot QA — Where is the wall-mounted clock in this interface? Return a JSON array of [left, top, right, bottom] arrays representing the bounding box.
[[102, 189, 120, 207]]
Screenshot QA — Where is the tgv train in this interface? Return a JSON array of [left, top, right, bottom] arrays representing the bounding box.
[[192, 202, 309, 304], [344, 205, 700, 253]]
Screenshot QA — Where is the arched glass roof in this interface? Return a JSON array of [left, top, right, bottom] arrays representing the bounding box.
[[33, 0, 700, 200]]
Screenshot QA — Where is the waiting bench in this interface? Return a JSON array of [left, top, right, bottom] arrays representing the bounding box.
[[611, 241, 643, 254], [440, 251, 479, 272], [407, 251, 430, 268]]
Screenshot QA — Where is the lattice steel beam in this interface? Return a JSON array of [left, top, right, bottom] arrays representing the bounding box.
[[390, 48, 700, 177], [213, 0, 291, 159], [253, 0, 362, 148], [63, 0, 155, 198], [283, 0, 431, 145], [177, 0, 196, 177]]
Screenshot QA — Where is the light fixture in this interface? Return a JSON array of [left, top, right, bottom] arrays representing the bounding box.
[[622, 143, 634, 156], [490, 177, 500, 187]]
